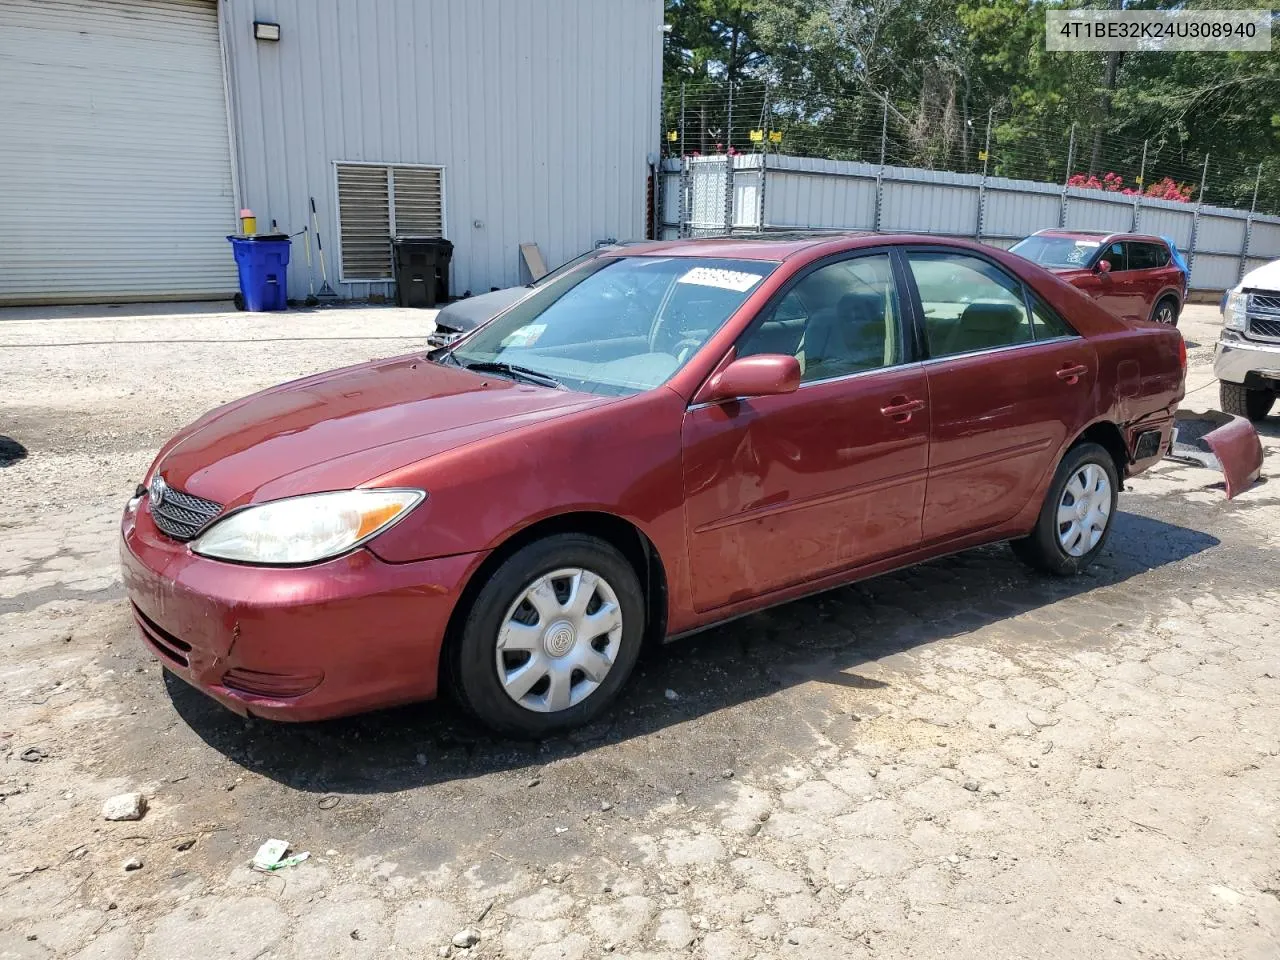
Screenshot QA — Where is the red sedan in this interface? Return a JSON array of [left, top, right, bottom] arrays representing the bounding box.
[[1009, 230, 1186, 326], [120, 234, 1185, 736]]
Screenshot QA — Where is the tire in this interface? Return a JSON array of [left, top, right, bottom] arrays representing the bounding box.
[[446, 533, 645, 738], [233, 292, 246, 311], [1011, 441, 1120, 576], [1219, 381, 1275, 422], [1152, 295, 1179, 327]]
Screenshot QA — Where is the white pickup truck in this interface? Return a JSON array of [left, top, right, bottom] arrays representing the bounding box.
[[1217, 259, 1280, 420]]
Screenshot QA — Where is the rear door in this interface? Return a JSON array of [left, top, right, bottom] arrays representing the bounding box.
[[1125, 241, 1165, 319], [902, 249, 1097, 543]]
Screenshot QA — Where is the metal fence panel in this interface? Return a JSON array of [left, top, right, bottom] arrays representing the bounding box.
[[883, 180, 978, 235], [763, 163, 877, 231], [1191, 254, 1244, 291], [1196, 215, 1247, 256], [1065, 195, 1133, 233], [983, 189, 1061, 241], [1137, 206, 1194, 247], [1248, 222, 1280, 261]]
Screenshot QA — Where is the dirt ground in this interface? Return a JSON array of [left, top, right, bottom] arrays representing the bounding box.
[[1, 300, 1277, 960]]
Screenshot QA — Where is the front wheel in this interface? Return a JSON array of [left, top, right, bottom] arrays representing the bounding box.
[[1152, 296, 1179, 326], [446, 534, 645, 738], [1012, 441, 1119, 576], [1220, 381, 1275, 422]]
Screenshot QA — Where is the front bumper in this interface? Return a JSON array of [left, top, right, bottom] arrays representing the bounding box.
[[119, 497, 483, 721], [1214, 337, 1280, 387]]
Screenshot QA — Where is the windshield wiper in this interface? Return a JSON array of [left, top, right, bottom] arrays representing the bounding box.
[[462, 360, 563, 389]]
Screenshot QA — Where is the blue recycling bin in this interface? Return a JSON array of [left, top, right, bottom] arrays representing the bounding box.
[[227, 235, 291, 311]]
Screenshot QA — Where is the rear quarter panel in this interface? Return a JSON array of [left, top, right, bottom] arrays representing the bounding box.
[[998, 249, 1186, 475]]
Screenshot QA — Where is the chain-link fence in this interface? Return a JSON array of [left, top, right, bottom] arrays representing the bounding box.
[[662, 80, 1274, 217]]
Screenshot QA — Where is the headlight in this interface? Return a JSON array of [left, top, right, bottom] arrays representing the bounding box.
[[191, 489, 424, 565], [1224, 290, 1249, 331]]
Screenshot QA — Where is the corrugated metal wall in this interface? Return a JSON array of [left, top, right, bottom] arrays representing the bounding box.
[[662, 154, 1280, 291], [221, 0, 662, 299]]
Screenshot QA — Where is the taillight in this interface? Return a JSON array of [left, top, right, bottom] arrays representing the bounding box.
[[1178, 335, 1187, 372]]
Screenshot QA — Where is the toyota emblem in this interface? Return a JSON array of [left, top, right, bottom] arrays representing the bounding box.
[[148, 474, 167, 509]]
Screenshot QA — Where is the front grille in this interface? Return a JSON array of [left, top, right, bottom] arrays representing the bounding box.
[[132, 603, 192, 667], [151, 484, 223, 541], [1247, 315, 1280, 342], [1250, 292, 1280, 313]]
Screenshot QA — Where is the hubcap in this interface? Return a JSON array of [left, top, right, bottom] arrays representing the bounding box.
[[1057, 462, 1112, 557], [1156, 305, 1174, 324], [495, 568, 623, 713]]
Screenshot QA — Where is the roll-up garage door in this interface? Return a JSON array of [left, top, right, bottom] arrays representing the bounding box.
[[0, 0, 237, 304]]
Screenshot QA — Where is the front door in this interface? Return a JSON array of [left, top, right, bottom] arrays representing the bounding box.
[[682, 252, 929, 612], [902, 249, 1097, 543]]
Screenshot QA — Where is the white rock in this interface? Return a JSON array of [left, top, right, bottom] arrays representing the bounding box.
[[102, 792, 147, 821], [452, 928, 480, 948]]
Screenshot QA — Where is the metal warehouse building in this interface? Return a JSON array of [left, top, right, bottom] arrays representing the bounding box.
[[0, 0, 662, 304]]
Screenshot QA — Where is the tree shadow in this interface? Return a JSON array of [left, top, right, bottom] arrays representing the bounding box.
[[165, 510, 1219, 794]]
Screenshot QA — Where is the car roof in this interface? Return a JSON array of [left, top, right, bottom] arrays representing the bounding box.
[[612, 231, 906, 262], [1033, 229, 1167, 245]]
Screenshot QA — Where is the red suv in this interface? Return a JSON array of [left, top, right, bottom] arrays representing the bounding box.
[[1010, 230, 1185, 327]]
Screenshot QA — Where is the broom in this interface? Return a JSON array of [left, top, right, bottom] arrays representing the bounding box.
[[310, 197, 339, 302]]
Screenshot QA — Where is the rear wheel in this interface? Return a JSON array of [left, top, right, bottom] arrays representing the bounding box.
[[1219, 381, 1275, 421], [1012, 441, 1119, 576], [447, 534, 645, 738], [1152, 296, 1179, 326]]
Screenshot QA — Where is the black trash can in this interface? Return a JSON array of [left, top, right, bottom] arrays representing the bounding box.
[[392, 237, 454, 308]]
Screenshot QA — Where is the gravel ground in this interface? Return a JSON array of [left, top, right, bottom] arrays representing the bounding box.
[[1, 301, 1277, 960]]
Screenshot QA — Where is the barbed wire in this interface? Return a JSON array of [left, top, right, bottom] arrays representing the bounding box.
[[661, 80, 1275, 215]]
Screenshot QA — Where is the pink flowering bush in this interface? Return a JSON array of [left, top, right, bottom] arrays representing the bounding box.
[[1067, 171, 1192, 202]]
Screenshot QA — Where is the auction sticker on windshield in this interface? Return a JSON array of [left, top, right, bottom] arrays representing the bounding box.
[[501, 323, 546, 348], [677, 266, 766, 292]]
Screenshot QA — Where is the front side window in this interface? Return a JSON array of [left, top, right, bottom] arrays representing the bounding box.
[[1102, 242, 1128, 271], [447, 256, 776, 396], [907, 252, 1033, 358], [739, 253, 902, 382]]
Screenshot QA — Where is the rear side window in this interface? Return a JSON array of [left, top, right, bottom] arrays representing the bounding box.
[[906, 252, 1033, 358], [1127, 242, 1163, 270], [1149, 243, 1171, 267], [1029, 295, 1075, 340]]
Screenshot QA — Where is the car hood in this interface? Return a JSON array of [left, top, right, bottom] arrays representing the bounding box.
[[1240, 258, 1280, 292], [153, 356, 608, 507], [434, 286, 530, 332]]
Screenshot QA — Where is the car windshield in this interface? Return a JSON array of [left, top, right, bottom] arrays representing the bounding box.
[[446, 256, 776, 396], [1010, 235, 1100, 268]]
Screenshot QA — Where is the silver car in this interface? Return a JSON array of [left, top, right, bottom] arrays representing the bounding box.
[[428, 241, 648, 347], [1217, 258, 1280, 421]]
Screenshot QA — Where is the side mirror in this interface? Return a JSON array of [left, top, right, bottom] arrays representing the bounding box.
[[698, 354, 801, 404], [1095, 259, 1112, 274]]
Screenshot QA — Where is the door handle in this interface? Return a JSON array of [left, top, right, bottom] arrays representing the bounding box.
[[1056, 363, 1089, 384], [880, 397, 926, 421]]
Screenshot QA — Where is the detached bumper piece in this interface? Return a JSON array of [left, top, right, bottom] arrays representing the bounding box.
[[1166, 409, 1264, 499]]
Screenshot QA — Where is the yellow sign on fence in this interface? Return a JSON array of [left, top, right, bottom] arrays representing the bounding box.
[[769, 130, 783, 143], [749, 129, 764, 142]]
